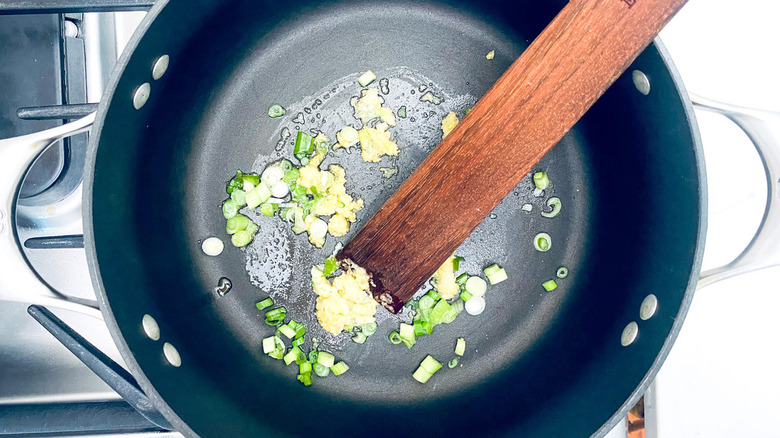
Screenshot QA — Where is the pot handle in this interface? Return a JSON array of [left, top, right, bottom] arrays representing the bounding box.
[[691, 95, 780, 288], [0, 113, 102, 318]]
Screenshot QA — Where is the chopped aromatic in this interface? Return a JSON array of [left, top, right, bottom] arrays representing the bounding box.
[[389, 331, 402, 344], [361, 322, 377, 336], [294, 131, 314, 163], [483, 264, 507, 285], [330, 361, 349, 376], [226, 215, 250, 234], [292, 337, 304, 348], [278, 324, 296, 339], [314, 363, 330, 377], [268, 104, 285, 118], [256, 298, 274, 311], [397, 105, 407, 118], [465, 276, 487, 297], [522, 203, 533, 212], [452, 256, 465, 271], [201, 237, 224, 256], [455, 338, 466, 356], [412, 355, 442, 384], [456, 273, 469, 285], [464, 296, 486, 315], [230, 189, 247, 207], [297, 372, 313, 386], [283, 346, 303, 365], [352, 332, 367, 344], [542, 279, 558, 292], [541, 197, 561, 218], [222, 199, 238, 219], [556, 266, 569, 279], [323, 256, 339, 277], [357, 70, 377, 87], [460, 290, 473, 302], [231, 230, 253, 247], [533, 171, 550, 190], [399, 323, 416, 349], [448, 358, 459, 368], [533, 232, 552, 252], [316, 351, 335, 368], [486, 50, 495, 60]]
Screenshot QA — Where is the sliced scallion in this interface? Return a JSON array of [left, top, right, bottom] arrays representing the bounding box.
[[357, 70, 377, 87], [316, 351, 335, 368], [448, 358, 459, 368], [283, 346, 303, 365], [299, 361, 312, 375], [453, 256, 464, 271], [456, 273, 469, 285], [278, 324, 296, 339], [556, 266, 569, 279], [388, 331, 402, 345], [542, 279, 558, 292], [256, 298, 273, 311], [397, 105, 407, 118], [323, 256, 339, 277], [231, 230, 253, 247], [455, 338, 466, 356], [297, 372, 312, 386], [226, 214, 250, 235], [533, 171, 550, 190], [268, 104, 285, 118], [314, 363, 330, 377], [419, 295, 435, 310], [541, 197, 561, 218], [222, 199, 239, 219], [294, 132, 314, 162], [465, 276, 487, 297], [361, 322, 377, 336], [330, 361, 349, 376], [533, 232, 552, 252], [483, 264, 507, 285], [412, 355, 442, 384], [352, 332, 367, 344], [522, 203, 533, 212], [291, 337, 304, 348], [230, 189, 247, 207]]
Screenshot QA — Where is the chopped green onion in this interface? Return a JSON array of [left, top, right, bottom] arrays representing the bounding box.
[[299, 361, 312, 374], [222, 199, 239, 219], [262, 336, 285, 360], [316, 351, 335, 368], [412, 355, 442, 383], [357, 70, 377, 86], [522, 203, 533, 212], [426, 290, 441, 301], [361, 322, 377, 336], [282, 167, 300, 186], [465, 276, 487, 297], [448, 358, 459, 368], [429, 299, 453, 326], [230, 189, 247, 207], [294, 132, 314, 162], [533, 232, 552, 252], [419, 295, 435, 310], [456, 273, 469, 285], [292, 337, 304, 348], [413, 321, 425, 337], [268, 104, 285, 118], [465, 108, 472, 115], [260, 202, 279, 217], [460, 291, 473, 302], [323, 256, 339, 277], [533, 171, 550, 190], [453, 256, 465, 271], [397, 105, 407, 118], [283, 346, 303, 365], [542, 279, 558, 292], [278, 324, 296, 339], [226, 171, 244, 194], [245, 182, 272, 209], [388, 331, 402, 344], [297, 372, 312, 386], [399, 323, 415, 341], [308, 350, 318, 363], [256, 298, 273, 311], [242, 173, 260, 186], [483, 264, 508, 285], [352, 332, 367, 344], [455, 338, 466, 356], [314, 363, 330, 377], [245, 221, 258, 236], [330, 361, 349, 376], [294, 325, 306, 339], [421, 321, 434, 334], [231, 230, 253, 247], [556, 266, 569, 279], [541, 197, 562, 218], [226, 214, 250, 234]]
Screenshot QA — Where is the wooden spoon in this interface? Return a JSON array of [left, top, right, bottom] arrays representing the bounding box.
[[338, 0, 689, 313]]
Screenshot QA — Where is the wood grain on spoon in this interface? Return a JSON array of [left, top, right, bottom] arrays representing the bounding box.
[[339, 0, 688, 313]]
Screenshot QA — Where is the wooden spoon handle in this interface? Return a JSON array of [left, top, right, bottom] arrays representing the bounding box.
[[340, 0, 688, 312]]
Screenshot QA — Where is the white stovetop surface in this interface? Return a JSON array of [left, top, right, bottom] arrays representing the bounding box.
[[652, 0, 780, 437]]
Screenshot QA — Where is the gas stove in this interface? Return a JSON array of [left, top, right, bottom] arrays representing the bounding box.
[[1, 1, 777, 437]]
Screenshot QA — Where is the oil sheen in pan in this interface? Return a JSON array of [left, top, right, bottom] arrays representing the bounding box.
[[243, 66, 538, 350]]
